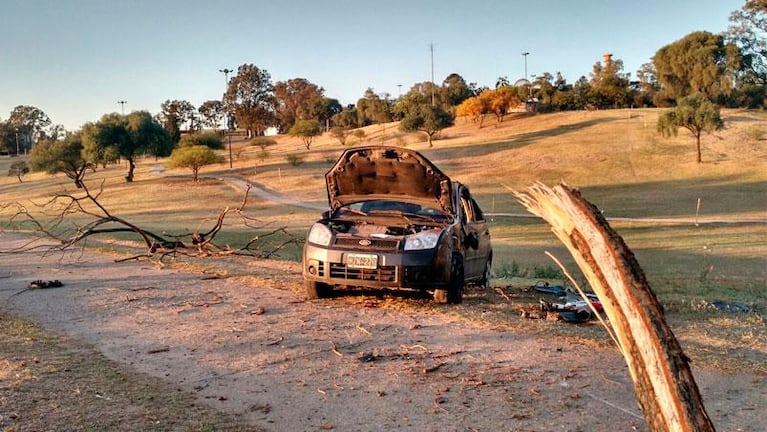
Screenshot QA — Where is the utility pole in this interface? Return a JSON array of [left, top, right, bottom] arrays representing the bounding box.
[[118, 100, 127, 115], [522, 52, 530, 98], [219, 68, 234, 168], [429, 43, 435, 105]]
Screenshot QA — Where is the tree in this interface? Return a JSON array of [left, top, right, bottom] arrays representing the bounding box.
[[8, 105, 51, 152], [178, 131, 224, 149], [160, 100, 196, 143], [198, 100, 225, 130], [589, 55, 631, 109], [329, 126, 351, 146], [653, 31, 740, 101], [29, 133, 92, 188], [442, 73, 473, 106], [400, 104, 454, 147], [455, 95, 489, 128], [479, 87, 519, 125], [8, 160, 29, 183], [288, 119, 322, 150], [223, 64, 277, 137], [356, 88, 391, 126], [657, 93, 724, 163], [311, 97, 342, 132], [166, 145, 225, 182], [83, 111, 172, 182], [273, 78, 325, 132], [726, 0, 767, 85], [332, 106, 360, 130]]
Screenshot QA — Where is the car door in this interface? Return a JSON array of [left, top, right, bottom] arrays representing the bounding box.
[[459, 188, 486, 278], [469, 197, 491, 276]]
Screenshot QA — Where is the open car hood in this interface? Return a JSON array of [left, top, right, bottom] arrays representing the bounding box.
[[325, 146, 454, 216]]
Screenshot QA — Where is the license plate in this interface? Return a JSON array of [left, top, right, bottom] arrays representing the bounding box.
[[346, 253, 378, 269]]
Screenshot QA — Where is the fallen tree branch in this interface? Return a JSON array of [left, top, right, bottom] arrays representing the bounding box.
[[1, 177, 299, 262], [515, 182, 714, 432]]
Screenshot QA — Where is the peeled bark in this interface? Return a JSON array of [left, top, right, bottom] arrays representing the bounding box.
[[515, 182, 715, 432]]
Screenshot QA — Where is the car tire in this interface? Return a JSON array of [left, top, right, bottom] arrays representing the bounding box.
[[446, 254, 464, 304], [305, 280, 331, 299], [478, 255, 492, 289]]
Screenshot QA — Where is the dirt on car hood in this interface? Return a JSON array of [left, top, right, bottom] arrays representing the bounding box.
[[325, 146, 454, 215]]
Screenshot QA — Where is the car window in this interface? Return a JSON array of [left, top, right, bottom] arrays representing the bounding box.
[[470, 198, 485, 222]]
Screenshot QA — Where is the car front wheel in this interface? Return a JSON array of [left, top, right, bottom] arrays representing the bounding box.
[[305, 279, 332, 299]]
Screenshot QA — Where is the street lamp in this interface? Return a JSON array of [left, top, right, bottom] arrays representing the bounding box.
[[118, 100, 127, 115], [219, 68, 234, 168], [522, 52, 530, 98]]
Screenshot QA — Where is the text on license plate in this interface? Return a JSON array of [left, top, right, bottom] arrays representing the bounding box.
[[346, 253, 378, 269]]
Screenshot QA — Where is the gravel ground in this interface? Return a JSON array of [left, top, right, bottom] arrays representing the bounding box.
[[1, 232, 765, 431]]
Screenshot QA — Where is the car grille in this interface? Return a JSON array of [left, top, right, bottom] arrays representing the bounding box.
[[329, 263, 397, 282], [333, 237, 400, 251]]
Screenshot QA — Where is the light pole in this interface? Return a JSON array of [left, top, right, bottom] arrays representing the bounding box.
[[118, 100, 127, 115], [522, 52, 530, 98], [219, 68, 234, 168]]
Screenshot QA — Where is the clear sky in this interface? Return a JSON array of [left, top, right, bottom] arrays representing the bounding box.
[[1, 0, 742, 130]]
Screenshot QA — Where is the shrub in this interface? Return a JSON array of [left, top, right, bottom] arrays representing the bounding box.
[[285, 153, 304, 166], [166, 145, 225, 181], [250, 136, 277, 150], [493, 261, 520, 279], [178, 132, 224, 149]]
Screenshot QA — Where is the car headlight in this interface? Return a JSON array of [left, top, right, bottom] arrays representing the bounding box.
[[404, 230, 440, 251], [307, 223, 332, 246]]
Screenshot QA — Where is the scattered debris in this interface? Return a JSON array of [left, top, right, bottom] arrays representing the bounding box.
[[707, 301, 751, 312], [358, 352, 377, 363], [532, 281, 566, 297], [9, 279, 66, 298], [28, 279, 63, 289], [146, 347, 171, 355]]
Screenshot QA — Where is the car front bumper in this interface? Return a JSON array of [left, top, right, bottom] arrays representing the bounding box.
[[303, 242, 450, 291]]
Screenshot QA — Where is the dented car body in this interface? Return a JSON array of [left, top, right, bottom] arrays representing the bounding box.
[[302, 146, 492, 303]]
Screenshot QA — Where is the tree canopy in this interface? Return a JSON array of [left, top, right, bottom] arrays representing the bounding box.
[[178, 131, 224, 149], [274, 78, 324, 132], [288, 119, 322, 149], [726, 0, 767, 85], [8, 160, 29, 183], [29, 133, 92, 188], [8, 105, 51, 152], [400, 104, 454, 147], [198, 100, 225, 130], [166, 145, 225, 182], [223, 64, 277, 137], [82, 111, 172, 182], [160, 99, 196, 143], [657, 93, 724, 163], [653, 31, 740, 102]]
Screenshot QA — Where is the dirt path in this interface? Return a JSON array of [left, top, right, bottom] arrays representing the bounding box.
[[1, 232, 764, 431]]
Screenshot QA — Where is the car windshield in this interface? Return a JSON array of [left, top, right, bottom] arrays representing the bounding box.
[[336, 200, 448, 221]]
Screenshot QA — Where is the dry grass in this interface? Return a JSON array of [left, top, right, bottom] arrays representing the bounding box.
[[0, 311, 259, 431], [1, 108, 765, 374]]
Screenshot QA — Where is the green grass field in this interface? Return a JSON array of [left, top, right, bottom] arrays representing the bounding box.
[[1, 108, 765, 314]]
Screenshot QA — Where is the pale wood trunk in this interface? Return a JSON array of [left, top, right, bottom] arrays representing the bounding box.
[[515, 183, 715, 432]]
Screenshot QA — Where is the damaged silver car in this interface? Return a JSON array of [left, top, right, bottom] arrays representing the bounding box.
[[302, 146, 492, 303]]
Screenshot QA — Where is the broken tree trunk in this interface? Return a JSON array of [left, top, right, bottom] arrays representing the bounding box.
[[515, 182, 714, 432]]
